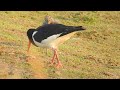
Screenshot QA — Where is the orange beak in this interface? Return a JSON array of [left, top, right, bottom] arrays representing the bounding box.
[[27, 40, 31, 53]]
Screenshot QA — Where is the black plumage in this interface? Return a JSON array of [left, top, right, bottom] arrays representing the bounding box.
[[28, 24, 85, 43], [27, 24, 86, 68]]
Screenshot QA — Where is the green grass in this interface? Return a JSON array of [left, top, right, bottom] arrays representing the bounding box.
[[0, 11, 120, 79]]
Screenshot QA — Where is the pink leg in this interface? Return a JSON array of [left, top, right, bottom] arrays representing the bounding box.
[[50, 48, 62, 68], [53, 49, 62, 68], [51, 49, 56, 64]]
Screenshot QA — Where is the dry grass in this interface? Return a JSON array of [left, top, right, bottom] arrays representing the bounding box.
[[0, 11, 120, 79]]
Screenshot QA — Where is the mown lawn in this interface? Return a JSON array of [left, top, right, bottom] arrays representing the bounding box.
[[0, 11, 120, 79]]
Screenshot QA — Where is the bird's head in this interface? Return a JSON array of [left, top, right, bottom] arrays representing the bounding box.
[[27, 29, 36, 53], [27, 29, 35, 40]]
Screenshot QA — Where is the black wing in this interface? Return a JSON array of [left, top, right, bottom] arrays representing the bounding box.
[[33, 24, 85, 42]]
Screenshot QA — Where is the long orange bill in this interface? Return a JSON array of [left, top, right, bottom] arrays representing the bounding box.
[[27, 40, 31, 53]]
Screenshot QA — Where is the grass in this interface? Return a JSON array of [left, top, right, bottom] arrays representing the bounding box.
[[0, 11, 120, 79]]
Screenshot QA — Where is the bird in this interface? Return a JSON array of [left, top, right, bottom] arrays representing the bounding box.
[[27, 24, 86, 68], [37, 15, 61, 55]]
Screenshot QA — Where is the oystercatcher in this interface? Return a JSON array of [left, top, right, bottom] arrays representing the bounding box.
[[36, 16, 61, 55], [27, 24, 86, 68], [41, 15, 61, 55]]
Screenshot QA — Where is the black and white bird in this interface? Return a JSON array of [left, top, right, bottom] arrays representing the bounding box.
[[27, 24, 86, 68], [37, 15, 61, 55]]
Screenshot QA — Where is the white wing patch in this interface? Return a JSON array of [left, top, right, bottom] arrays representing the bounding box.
[[41, 33, 62, 44], [32, 31, 38, 37], [32, 30, 62, 48]]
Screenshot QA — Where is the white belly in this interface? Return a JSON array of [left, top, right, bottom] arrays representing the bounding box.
[[50, 32, 76, 48], [32, 31, 61, 48], [32, 31, 76, 49], [33, 41, 51, 48]]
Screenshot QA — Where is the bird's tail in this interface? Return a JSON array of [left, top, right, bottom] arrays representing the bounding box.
[[70, 26, 86, 31], [66, 26, 86, 33]]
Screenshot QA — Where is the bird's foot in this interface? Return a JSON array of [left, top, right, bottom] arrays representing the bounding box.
[[56, 62, 63, 69], [50, 62, 55, 65]]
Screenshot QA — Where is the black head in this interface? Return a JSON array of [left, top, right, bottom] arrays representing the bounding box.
[[27, 29, 38, 52], [27, 29, 36, 40], [27, 29, 38, 46]]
